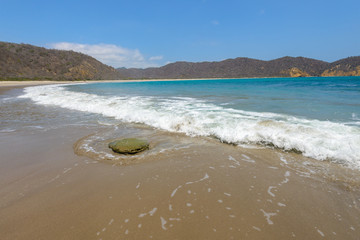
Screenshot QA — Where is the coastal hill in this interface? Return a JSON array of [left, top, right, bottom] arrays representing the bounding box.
[[322, 56, 360, 76], [1, 41, 359, 80], [117, 56, 360, 79], [0, 41, 122, 80]]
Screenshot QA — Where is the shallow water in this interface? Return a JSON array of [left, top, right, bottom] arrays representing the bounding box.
[[17, 77, 360, 169]]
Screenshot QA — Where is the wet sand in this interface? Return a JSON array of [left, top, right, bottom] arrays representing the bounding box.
[[1, 85, 360, 239]]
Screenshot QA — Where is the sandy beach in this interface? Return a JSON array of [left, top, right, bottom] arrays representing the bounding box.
[[1, 82, 360, 239], [0, 77, 263, 87]]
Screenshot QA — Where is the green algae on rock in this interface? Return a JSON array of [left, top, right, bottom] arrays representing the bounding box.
[[108, 138, 149, 154]]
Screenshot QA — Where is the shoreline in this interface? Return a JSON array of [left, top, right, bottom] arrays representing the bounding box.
[[2, 75, 357, 88], [0, 78, 244, 88]]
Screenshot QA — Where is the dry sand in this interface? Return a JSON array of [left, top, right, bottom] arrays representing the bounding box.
[[0, 83, 359, 239]]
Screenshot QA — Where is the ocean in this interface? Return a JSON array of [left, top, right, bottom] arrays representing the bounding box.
[[15, 76, 360, 169]]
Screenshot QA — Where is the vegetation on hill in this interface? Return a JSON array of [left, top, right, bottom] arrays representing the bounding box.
[[1, 41, 359, 81], [0, 41, 122, 81], [117, 56, 360, 79]]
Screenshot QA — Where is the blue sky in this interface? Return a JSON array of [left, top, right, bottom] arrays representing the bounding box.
[[1, 0, 360, 68]]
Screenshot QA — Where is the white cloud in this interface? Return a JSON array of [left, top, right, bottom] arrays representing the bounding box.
[[211, 20, 219, 26], [149, 55, 163, 61], [48, 42, 163, 68]]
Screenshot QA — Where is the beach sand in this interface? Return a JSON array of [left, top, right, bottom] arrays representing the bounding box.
[[0, 83, 359, 239]]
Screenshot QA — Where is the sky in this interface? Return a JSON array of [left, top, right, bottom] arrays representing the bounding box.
[[1, 0, 360, 68]]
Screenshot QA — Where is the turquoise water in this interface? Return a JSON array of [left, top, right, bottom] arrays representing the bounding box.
[[20, 76, 360, 168], [68, 77, 360, 124]]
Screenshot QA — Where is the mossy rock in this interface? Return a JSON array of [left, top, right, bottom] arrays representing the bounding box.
[[108, 138, 149, 154]]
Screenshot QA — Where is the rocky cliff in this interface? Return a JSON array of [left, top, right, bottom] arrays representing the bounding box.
[[321, 57, 360, 76]]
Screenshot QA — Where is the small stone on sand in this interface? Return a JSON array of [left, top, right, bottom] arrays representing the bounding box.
[[108, 138, 149, 154]]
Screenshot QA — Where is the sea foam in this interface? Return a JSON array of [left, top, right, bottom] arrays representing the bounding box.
[[19, 84, 360, 169]]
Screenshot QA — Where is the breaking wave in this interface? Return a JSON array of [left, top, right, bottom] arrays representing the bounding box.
[[19, 84, 360, 169]]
